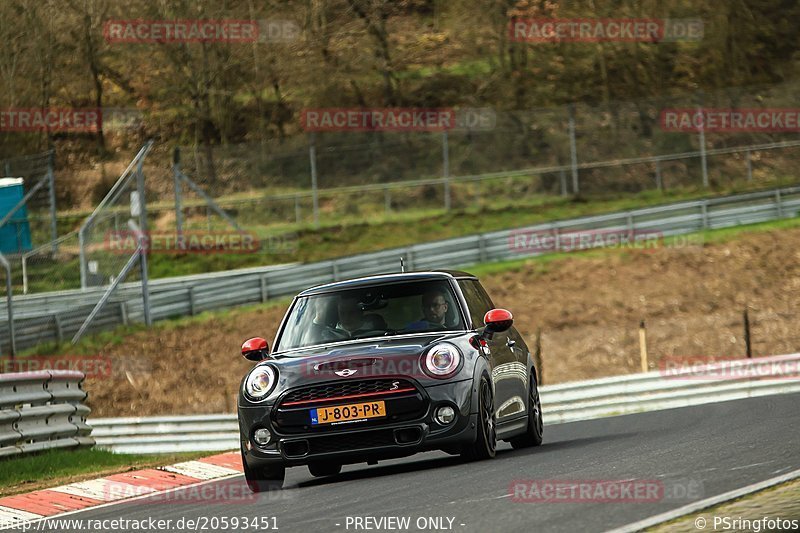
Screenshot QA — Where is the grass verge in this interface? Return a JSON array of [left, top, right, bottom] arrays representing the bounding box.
[[0, 448, 212, 497]]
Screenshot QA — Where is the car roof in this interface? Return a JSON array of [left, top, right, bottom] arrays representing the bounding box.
[[297, 270, 477, 296]]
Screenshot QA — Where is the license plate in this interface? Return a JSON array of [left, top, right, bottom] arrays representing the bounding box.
[[310, 400, 386, 426]]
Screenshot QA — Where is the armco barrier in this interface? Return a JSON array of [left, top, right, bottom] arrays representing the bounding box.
[[1, 185, 799, 353], [90, 353, 800, 454], [0, 370, 93, 457]]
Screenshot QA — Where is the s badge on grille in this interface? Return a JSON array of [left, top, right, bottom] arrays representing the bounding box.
[[334, 368, 358, 377]]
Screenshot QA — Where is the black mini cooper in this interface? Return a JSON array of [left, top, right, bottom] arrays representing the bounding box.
[[237, 270, 543, 491]]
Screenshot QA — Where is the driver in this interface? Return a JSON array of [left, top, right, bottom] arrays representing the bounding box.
[[406, 289, 449, 331], [336, 294, 370, 335]]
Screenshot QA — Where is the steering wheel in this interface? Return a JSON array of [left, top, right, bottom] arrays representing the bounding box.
[[321, 326, 351, 341]]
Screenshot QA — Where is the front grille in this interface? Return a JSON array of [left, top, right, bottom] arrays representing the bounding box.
[[307, 429, 398, 455], [280, 379, 416, 406]]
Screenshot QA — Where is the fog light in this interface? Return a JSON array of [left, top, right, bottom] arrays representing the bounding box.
[[435, 405, 456, 425], [253, 428, 272, 446]]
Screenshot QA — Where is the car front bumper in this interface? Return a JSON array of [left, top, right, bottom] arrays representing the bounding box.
[[238, 378, 476, 467]]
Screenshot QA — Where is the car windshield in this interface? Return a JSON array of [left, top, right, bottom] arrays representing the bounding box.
[[275, 280, 465, 352]]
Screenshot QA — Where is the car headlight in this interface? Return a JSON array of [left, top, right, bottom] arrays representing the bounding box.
[[244, 365, 277, 401], [422, 343, 462, 378]]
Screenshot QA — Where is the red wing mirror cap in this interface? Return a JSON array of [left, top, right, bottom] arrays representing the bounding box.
[[242, 337, 270, 361], [484, 309, 513, 333]]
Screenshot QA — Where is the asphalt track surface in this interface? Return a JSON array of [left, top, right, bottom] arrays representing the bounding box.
[[44, 393, 800, 533]]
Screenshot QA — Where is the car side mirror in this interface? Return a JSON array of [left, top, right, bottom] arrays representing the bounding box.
[[482, 309, 513, 339], [241, 337, 270, 361]]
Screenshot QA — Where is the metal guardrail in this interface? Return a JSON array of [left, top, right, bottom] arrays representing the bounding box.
[[0, 263, 297, 353], [1, 184, 799, 354], [90, 353, 800, 454], [0, 370, 93, 457]]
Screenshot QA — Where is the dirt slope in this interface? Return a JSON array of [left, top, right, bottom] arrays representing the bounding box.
[[82, 227, 800, 416]]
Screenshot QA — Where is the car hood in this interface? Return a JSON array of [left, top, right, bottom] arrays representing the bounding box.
[[265, 332, 468, 386]]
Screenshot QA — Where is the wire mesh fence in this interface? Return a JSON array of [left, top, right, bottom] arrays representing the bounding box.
[[78, 144, 152, 290], [137, 81, 800, 232]]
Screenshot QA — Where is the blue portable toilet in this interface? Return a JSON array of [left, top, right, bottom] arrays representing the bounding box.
[[0, 177, 33, 254]]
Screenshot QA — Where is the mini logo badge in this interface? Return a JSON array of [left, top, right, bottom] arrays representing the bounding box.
[[334, 368, 358, 377]]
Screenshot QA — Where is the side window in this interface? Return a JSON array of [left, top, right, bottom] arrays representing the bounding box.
[[458, 280, 495, 329]]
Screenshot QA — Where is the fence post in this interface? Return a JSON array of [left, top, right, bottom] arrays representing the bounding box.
[[559, 168, 567, 196], [173, 147, 185, 250], [442, 131, 451, 210], [53, 313, 63, 342], [188, 287, 196, 316], [743, 307, 752, 358], [776, 189, 783, 218], [21, 255, 28, 295], [0, 253, 15, 358], [639, 320, 648, 372], [384, 187, 391, 214], [701, 200, 709, 229], [655, 159, 663, 191], [136, 158, 152, 327], [696, 95, 709, 188], [745, 150, 753, 182], [47, 151, 58, 253], [79, 228, 87, 290], [260, 276, 269, 303], [478, 234, 488, 263], [309, 133, 320, 228], [568, 104, 580, 194], [552, 222, 561, 252], [294, 196, 301, 225], [119, 302, 128, 326]]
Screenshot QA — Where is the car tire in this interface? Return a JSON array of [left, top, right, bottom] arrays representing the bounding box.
[[241, 447, 285, 493], [509, 372, 544, 449], [308, 462, 342, 477], [461, 377, 496, 461]]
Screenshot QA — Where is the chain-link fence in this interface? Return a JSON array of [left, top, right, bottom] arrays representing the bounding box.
[[130, 81, 800, 232]]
